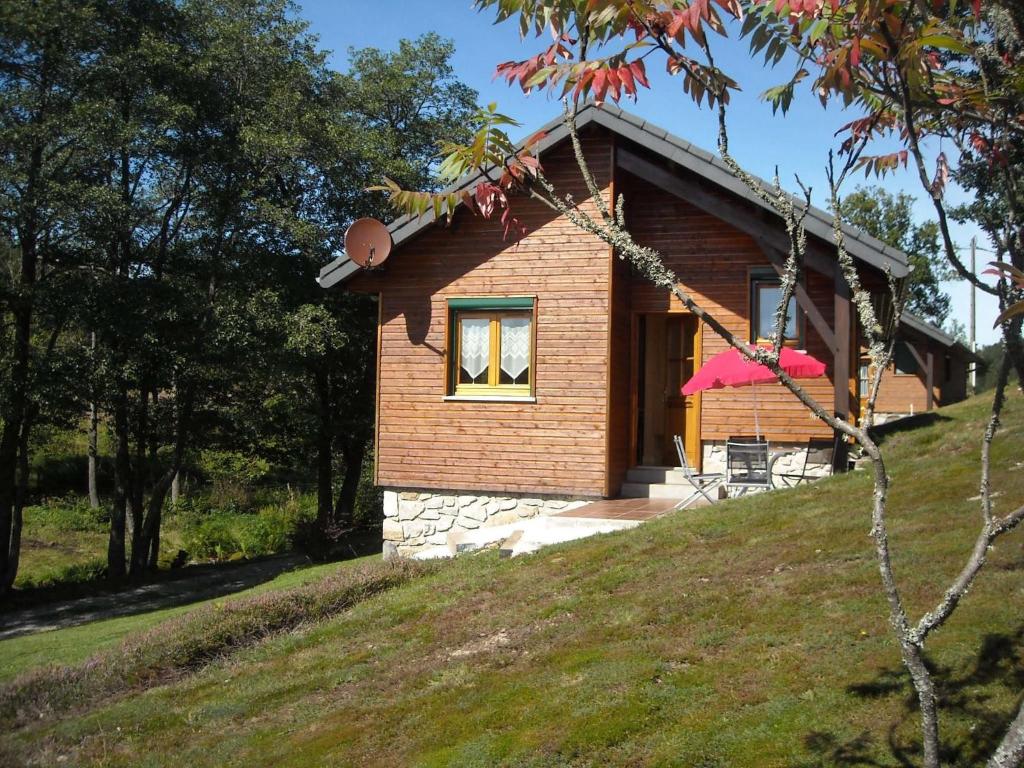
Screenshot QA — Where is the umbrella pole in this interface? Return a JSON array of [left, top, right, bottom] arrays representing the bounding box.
[[753, 380, 761, 441]]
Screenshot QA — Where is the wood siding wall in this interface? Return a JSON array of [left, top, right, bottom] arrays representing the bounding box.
[[873, 337, 966, 414], [351, 137, 613, 497], [620, 170, 836, 443]]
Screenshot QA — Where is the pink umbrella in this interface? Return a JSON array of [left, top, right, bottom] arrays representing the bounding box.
[[682, 346, 827, 439]]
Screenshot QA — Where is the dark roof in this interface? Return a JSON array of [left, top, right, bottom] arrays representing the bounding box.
[[318, 103, 910, 289], [900, 312, 979, 360]]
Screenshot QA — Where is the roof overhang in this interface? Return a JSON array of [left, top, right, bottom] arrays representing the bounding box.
[[900, 312, 981, 361], [319, 103, 910, 288]]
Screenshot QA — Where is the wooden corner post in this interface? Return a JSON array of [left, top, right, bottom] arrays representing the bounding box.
[[833, 270, 852, 472]]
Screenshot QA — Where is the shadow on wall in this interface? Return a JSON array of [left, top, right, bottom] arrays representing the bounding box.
[[802, 622, 1024, 767]]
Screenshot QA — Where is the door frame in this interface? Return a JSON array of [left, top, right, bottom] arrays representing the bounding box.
[[629, 310, 702, 470]]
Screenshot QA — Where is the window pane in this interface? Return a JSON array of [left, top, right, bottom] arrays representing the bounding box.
[[757, 284, 797, 340], [499, 316, 530, 385], [459, 317, 490, 384]]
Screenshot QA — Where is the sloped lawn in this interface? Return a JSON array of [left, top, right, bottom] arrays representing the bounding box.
[[3, 393, 1022, 767]]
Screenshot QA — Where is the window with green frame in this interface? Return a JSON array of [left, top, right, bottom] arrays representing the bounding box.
[[750, 269, 803, 346], [448, 297, 535, 396]]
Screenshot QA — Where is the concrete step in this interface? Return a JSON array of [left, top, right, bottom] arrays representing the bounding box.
[[626, 466, 692, 485], [620, 481, 697, 500]]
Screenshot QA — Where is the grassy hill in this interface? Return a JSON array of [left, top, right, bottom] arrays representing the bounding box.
[[3, 393, 1023, 767]]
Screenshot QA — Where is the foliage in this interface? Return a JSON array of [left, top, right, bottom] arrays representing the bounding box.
[[0, 558, 428, 729], [14, 558, 107, 592], [174, 498, 315, 562], [0, 2, 479, 587], [21, 497, 108, 534], [840, 186, 953, 328]]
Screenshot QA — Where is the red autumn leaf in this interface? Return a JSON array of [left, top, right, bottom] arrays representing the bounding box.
[[591, 67, 608, 105], [606, 66, 621, 102], [630, 59, 650, 88], [618, 63, 636, 96]]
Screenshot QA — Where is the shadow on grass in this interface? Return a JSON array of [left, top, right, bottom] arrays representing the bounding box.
[[868, 412, 953, 445], [0, 530, 383, 640], [802, 624, 1024, 767]]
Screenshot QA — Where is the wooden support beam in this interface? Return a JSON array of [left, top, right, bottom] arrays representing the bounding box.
[[903, 339, 927, 370], [760, 243, 836, 352], [616, 147, 839, 278], [833, 269, 852, 472], [925, 351, 934, 410]]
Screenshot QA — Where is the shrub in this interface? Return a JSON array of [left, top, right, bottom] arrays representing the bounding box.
[[174, 495, 317, 563], [0, 559, 431, 728], [182, 515, 241, 562], [196, 450, 270, 510], [22, 497, 109, 533], [15, 559, 108, 591]]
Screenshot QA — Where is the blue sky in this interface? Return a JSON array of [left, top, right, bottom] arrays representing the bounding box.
[[299, 0, 999, 345]]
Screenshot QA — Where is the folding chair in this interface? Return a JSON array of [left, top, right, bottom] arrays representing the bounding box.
[[672, 435, 724, 509], [725, 439, 772, 496], [769, 436, 837, 488]]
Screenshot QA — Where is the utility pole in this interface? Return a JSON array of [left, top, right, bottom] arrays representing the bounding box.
[[970, 236, 977, 394]]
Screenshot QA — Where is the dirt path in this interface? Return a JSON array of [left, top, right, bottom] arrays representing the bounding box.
[[0, 554, 311, 640]]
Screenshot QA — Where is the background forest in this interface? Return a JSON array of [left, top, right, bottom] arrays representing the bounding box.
[[0, 0, 476, 595]]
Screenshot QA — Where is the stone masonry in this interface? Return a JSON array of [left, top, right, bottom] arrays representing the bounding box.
[[382, 490, 590, 557], [702, 440, 832, 496]]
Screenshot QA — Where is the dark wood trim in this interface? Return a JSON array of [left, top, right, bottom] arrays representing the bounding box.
[[760, 243, 836, 351], [833, 270, 852, 420], [616, 147, 839, 278], [903, 339, 927, 371], [925, 350, 934, 410]]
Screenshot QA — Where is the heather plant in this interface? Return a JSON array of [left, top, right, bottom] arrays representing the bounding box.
[[0, 558, 428, 727]]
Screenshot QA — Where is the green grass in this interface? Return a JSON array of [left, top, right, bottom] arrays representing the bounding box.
[[3, 393, 1023, 767], [0, 557, 375, 682]]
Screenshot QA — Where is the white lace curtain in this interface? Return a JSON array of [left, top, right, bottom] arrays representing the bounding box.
[[500, 317, 530, 380], [460, 318, 490, 380]]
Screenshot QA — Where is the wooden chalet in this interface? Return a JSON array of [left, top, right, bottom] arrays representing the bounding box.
[[319, 104, 974, 553]]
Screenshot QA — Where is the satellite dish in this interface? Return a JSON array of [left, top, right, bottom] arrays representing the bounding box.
[[345, 218, 392, 268]]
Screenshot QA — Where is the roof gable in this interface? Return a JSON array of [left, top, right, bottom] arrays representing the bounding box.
[[319, 103, 909, 289]]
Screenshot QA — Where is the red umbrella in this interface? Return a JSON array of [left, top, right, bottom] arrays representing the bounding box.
[[682, 346, 827, 395], [682, 345, 827, 439]]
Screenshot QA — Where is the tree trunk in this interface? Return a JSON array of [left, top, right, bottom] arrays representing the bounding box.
[[0, 218, 38, 595], [988, 697, 1024, 768], [171, 471, 180, 505], [136, 387, 193, 574], [88, 400, 100, 509], [108, 389, 131, 580], [314, 371, 334, 530], [128, 388, 149, 576], [334, 439, 366, 530]]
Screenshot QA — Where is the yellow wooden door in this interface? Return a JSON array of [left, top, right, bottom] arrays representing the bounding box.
[[663, 316, 701, 468]]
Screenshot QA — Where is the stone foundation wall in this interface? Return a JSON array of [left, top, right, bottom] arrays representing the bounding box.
[[702, 440, 832, 496], [382, 490, 590, 557]]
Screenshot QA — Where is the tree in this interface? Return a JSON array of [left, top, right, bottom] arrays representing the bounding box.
[[375, 2, 1024, 765], [841, 186, 952, 328], [237, 33, 477, 547], [0, 0, 102, 594]]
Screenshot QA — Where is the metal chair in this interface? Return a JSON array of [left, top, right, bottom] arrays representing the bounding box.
[[769, 436, 837, 488], [725, 439, 772, 495], [672, 435, 724, 509]]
